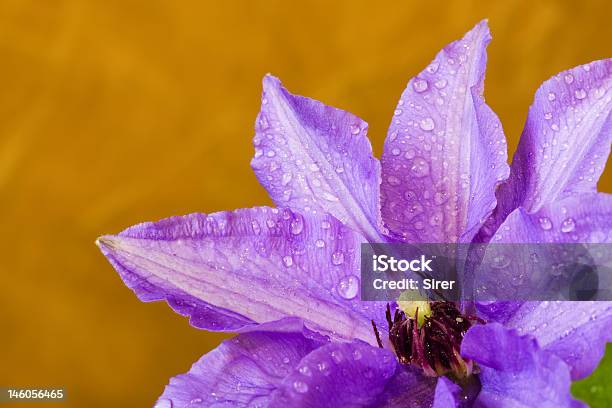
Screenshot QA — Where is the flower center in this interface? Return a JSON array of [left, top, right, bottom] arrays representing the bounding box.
[[372, 302, 483, 379]]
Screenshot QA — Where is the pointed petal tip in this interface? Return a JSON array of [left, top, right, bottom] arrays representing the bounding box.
[[95, 235, 118, 251], [262, 73, 281, 89], [463, 19, 492, 44]]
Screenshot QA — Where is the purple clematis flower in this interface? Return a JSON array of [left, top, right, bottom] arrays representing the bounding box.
[[97, 20, 612, 407]]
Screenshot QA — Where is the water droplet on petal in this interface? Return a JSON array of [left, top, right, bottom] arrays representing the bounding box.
[[293, 380, 309, 393], [281, 173, 293, 186], [561, 218, 576, 233], [413, 79, 429, 93], [419, 117, 435, 131], [337, 275, 359, 299], [350, 124, 361, 135], [575, 89, 587, 100], [404, 149, 416, 159], [544, 112, 552, 120], [315, 239, 325, 248], [426, 62, 439, 73], [299, 365, 313, 377], [331, 350, 344, 363], [434, 191, 448, 204], [266, 150, 276, 158], [331, 251, 345, 265], [410, 157, 430, 177], [387, 175, 401, 186], [317, 361, 330, 375], [290, 217, 304, 235], [538, 217, 552, 230], [564, 74, 574, 84], [394, 109, 403, 116], [391, 148, 401, 156], [283, 255, 294, 267], [547, 92, 556, 101], [434, 79, 447, 89]]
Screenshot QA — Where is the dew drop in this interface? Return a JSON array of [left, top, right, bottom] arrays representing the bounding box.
[[293, 380, 309, 394], [290, 217, 304, 235], [544, 112, 552, 120], [315, 239, 325, 248], [419, 117, 435, 131], [391, 147, 401, 156], [434, 79, 447, 89], [547, 92, 556, 101], [551, 123, 560, 131], [410, 157, 430, 177], [317, 361, 330, 375], [574, 89, 587, 100], [387, 175, 401, 186], [298, 365, 313, 377], [404, 149, 416, 159], [394, 109, 403, 116], [426, 62, 439, 73], [337, 275, 359, 299], [283, 255, 294, 267], [564, 74, 574, 84], [350, 124, 361, 135], [331, 251, 345, 265], [331, 350, 344, 363], [434, 191, 448, 204], [266, 150, 276, 158], [413, 79, 429, 93], [538, 217, 552, 230], [561, 218, 576, 233]]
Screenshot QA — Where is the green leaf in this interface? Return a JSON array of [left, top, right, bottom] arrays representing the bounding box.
[[572, 343, 612, 407]]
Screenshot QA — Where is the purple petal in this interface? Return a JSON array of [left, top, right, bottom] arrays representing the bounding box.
[[433, 377, 462, 408], [155, 331, 322, 407], [500, 301, 612, 381], [251, 75, 383, 242], [481, 194, 612, 379], [381, 20, 509, 243], [490, 193, 612, 244], [462, 323, 586, 408], [491, 59, 612, 236], [269, 341, 436, 407], [97, 207, 385, 344]]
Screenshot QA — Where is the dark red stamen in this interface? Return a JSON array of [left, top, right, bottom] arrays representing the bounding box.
[[377, 302, 482, 378]]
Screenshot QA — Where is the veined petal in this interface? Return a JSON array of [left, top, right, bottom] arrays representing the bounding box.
[[251, 75, 383, 242], [490, 59, 612, 236], [481, 194, 612, 379], [490, 193, 612, 244], [505, 301, 612, 381], [97, 207, 384, 344], [269, 341, 436, 407], [381, 20, 509, 243], [462, 323, 586, 408], [155, 331, 322, 407]]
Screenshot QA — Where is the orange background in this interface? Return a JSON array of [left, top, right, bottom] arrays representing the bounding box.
[[1, 1, 610, 407]]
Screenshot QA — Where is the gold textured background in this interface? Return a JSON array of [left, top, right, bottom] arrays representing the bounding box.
[[1, 1, 610, 406]]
